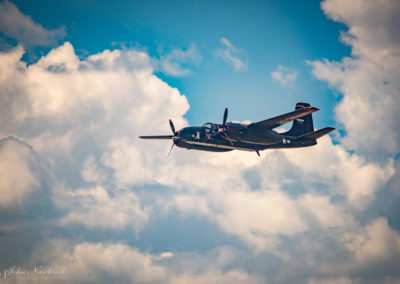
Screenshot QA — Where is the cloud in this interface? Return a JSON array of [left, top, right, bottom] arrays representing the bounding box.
[[1, 33, 393, 266], [216, 37, 248, 71], [0, 1, 399, 282], [0, 40, 397, 282], [0, 41, 189, 235], [308, 0, 400, 161], [56, 186, 150, 231], [34, 241, 166, 283], [283, 137, 395, 208], [155, 44, 202, 76], [343, 218, 400, 267], [0, 42, 188, 134], [308, 277, 360, 284], [270, 65, 298, 87], [0, 0, 65, 48], [27, 241, 263, 284], [171, 138, 393, 252], [0, 137, 42, 208], [175, 188, 309, 252]]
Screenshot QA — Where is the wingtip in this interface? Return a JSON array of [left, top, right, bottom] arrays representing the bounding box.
[[307, 106, 319, 112], [321, 127, 336, 134]]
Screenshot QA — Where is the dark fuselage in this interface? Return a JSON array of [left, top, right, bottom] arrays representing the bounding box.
[[175, 122, 316, 152]]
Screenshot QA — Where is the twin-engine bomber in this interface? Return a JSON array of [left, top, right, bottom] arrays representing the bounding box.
[[139, 102, 335, 156]]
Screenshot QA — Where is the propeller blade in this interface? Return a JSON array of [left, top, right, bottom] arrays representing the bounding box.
[[139, 135, 173, 139], [169, 119, 176, 135], [223, 107, 228, 126], [223, 132, 234, 145], [167, 142, 175, 158]]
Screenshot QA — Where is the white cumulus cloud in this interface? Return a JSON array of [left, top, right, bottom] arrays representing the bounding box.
[[0, 137, 41, 208], [308, 0, 400, 161], [0, 41, 189, 233], [0, 1, 400, 282]]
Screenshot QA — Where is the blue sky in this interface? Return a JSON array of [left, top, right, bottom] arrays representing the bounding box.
[[10, 0, 349, 128], [1, 0, 400, 283]]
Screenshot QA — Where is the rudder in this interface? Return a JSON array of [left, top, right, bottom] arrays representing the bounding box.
[[283, 102, 314, 137]]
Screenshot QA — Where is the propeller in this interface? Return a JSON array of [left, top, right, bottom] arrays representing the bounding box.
[[169, 119, 176, 136], [218, 108, 233, 145], [218, 108, 228, 133], [168, 119, 179, 158], [223, 107, 228, 126], [167, 142, 175, 158]]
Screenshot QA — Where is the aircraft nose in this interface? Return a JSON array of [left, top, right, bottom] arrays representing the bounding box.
[[178, 127, 195, 141], [176, 129, 183, 139], [179, 128, 189, 139]]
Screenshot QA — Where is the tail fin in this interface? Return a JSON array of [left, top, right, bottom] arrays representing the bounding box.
[[283, 102, 314, 137], [297, 127, 335, 140]]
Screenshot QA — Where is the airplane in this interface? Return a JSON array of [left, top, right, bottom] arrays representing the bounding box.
[[139, 102, 335, 157]]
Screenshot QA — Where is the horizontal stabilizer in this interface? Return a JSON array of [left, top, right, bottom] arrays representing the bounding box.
[[299, 127, 335, 140], [139, 135, 173, 139]]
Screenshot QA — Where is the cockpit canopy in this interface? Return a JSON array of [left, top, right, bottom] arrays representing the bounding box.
[[202, 122, 218, 129], [201, 122, 218, 129], [201, 122, 219, 136]]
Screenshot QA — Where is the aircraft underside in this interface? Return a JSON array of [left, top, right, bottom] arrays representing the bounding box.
[[176, 136, 317, 152]]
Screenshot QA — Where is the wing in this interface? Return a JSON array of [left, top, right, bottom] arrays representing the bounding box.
[[139, 135, 173, 139], [247, 106, 319, 129]]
